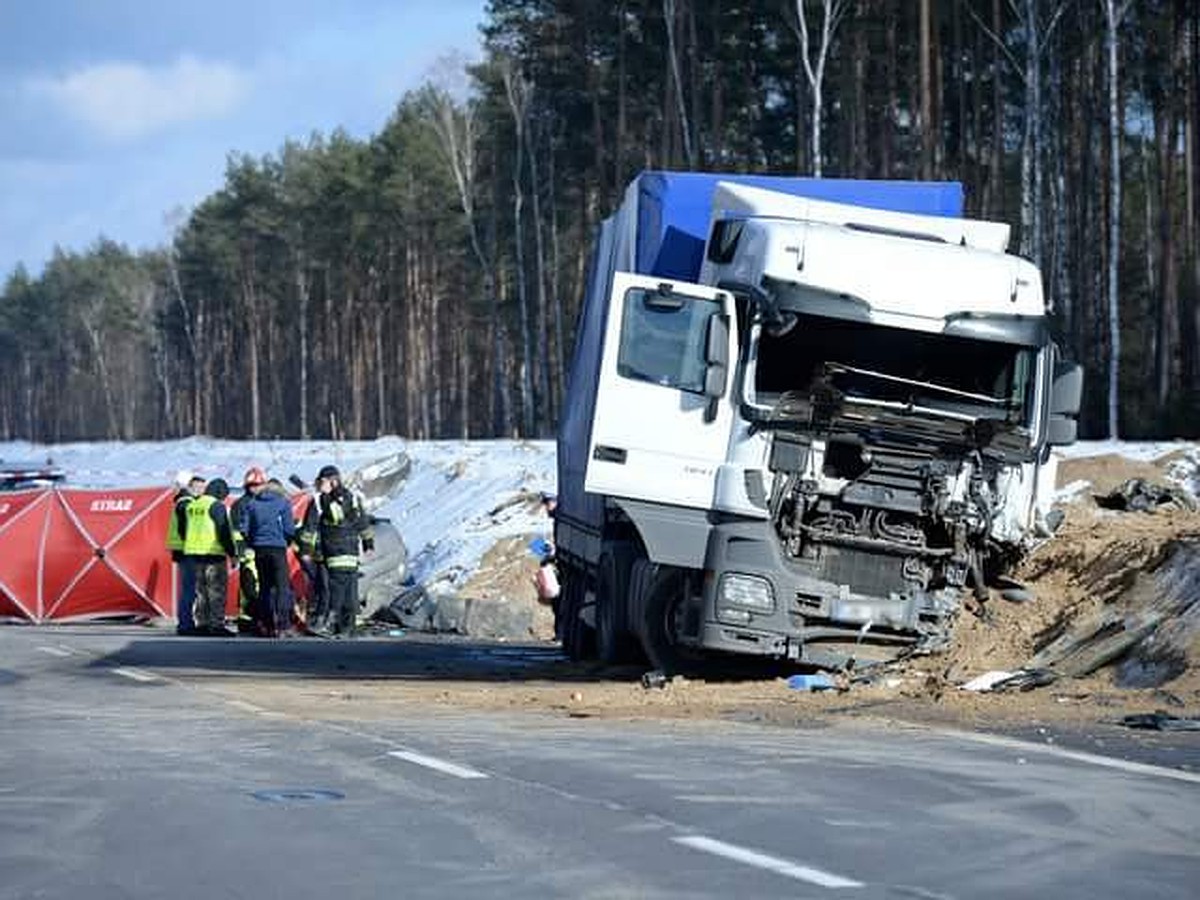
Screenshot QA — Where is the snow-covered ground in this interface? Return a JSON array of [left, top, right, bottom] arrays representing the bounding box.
[[3, 437, 1196, 588], [0, 438, 557, 589]]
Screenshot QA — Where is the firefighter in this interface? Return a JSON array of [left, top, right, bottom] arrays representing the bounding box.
[[178, 477, 236, 637], [167, 471, 206, 635], [238, 468, 297, 638], [230, 470, 262, 635], [295, 485, 329, 634], [301, 465, 374, 637]]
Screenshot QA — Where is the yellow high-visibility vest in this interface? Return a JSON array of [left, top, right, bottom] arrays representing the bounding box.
[[183, 496, 224, 556]]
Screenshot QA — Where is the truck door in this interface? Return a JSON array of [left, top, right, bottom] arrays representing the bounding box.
[[586, 272, 737, 510]]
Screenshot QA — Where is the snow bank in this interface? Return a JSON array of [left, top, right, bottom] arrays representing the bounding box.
[[0, 437, 557, 589], [1056, 440, 1200, 496]]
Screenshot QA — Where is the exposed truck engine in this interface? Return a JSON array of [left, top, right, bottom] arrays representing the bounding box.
[[554, 172, 1081, 672]]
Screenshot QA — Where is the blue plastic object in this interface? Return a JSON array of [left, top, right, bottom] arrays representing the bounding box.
[[529, 537, 554, 559], [786, 673, 835, 692]]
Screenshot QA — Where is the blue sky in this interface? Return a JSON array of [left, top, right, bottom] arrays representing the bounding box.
[[0, 1, 485, 278]]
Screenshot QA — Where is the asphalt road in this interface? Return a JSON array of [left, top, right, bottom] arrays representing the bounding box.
[[2, 626, 1198, 899]]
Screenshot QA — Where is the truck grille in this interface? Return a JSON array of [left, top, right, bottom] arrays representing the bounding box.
[[817, 546, 908, 597]]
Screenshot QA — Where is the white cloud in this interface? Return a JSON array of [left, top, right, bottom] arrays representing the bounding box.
[[29, 56, 250, 141]]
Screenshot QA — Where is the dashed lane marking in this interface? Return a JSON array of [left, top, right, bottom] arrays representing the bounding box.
[[672, 835, 863, 889], [111, 667, 160, 684], [37, 646, 73, 658], [387, 750, 489, 780], [226, 700, 266, 714]]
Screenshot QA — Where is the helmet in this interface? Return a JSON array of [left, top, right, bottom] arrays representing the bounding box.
[[243, 466, 267, 488], [317, 464, 341, 481], [173, 469, 195, 489]]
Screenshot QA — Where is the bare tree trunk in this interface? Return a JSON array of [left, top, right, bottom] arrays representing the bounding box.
[[1187, 0, 1200, 394], [615, 0, 628, 197], [664, 0, 695, 168], [794, 0, 846, 178], [710, 2, 725, 167], [880, 1, 896, 177], [1019, 0, 1039, 261], [920, 0, 934, 179], [502, 60, 536, 437], [852, 0, 869, 177], [241, 266, 262, 439], [1157, 102, 1180, 413], [1101, 0, 1124, 439], [527, 113, 552, 434], [1049, 27, 1071, 327], [83, 315, 120, 440], [990, 0, 1004, 216], [548, 135, 566, 421], [295, 257, 310, 439]]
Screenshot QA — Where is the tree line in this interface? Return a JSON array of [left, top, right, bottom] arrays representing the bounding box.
[[1, 0, 1197, 443]]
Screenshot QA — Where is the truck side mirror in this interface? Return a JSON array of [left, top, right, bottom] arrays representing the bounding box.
[[1046, 416, 1077, 446], [703, 314, 729, 399], [1050, 360, 1082, 416], [1046, 357, 1082, 447]]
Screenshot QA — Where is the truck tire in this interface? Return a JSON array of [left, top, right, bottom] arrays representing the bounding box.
[[560, 565, 595, 662], [596, 544, 640, 665], [637, 565, 697, 676]]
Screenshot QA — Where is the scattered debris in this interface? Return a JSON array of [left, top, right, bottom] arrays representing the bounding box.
[[989, 669, 1058, 692], [786, 673, 835, 692], [1095, 478, 1197, 513], [641, 670, 670, 690], [1117, 712, 1200, 732], [961, 671, 1016, 692]]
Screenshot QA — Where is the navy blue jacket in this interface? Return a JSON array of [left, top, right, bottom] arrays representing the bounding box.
[[237, 491, 297, 549]]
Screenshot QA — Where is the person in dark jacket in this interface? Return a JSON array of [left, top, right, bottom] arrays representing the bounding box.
[[237, 468, 297, 638], [230, 472, 262, 635], [300, 465, 374, 637], [178, 478, 236, 637]]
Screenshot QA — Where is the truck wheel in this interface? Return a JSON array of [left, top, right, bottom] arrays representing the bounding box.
[[560, 568, 595, 662], [597, 545, 640, 665], [637, 565, 695, 676]]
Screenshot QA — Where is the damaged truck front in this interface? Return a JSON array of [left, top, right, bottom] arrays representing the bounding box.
[[554, 173, 1082, 672]]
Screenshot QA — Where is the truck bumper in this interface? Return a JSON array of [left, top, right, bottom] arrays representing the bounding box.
[[691, 518, 931, 665]]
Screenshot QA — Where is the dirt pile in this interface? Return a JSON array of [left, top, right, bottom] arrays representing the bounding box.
[[920, 451, 1200, 703], [455, 534, 556, 641]]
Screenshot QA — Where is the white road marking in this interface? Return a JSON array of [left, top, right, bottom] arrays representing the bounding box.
[[934, 728, 1200, 786], [672, 835, 863, 889], [37, 646, 72, 657], [387, 750, 489, 780], [226, 700, 265, 714], [111, 667, 160, 683], [675, 795, 792, 805]]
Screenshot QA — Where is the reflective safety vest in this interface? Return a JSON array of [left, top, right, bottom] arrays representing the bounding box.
[[183, 495, 224, 556], [166, 496, 186, 552]]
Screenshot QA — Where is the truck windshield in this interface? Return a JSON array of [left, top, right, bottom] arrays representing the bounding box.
[[753, 314, 1037, 424]]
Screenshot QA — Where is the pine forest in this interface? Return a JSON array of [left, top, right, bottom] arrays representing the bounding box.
[[1, 0, 1198, 442]]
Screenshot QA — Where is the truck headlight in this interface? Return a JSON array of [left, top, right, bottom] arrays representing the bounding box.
[[718, 574, 775, 613]]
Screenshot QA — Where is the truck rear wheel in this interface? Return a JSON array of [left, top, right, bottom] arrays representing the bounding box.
[[596, 544, 640, 665]]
